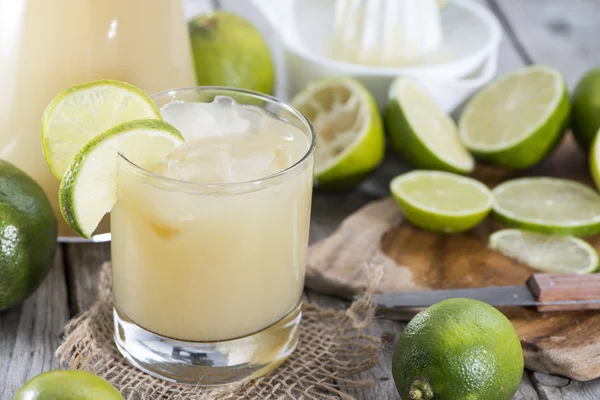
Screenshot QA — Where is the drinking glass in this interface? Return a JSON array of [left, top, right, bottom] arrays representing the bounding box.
[[112, 87, 316, 384]]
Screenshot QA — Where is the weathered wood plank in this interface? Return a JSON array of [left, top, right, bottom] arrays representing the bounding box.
[[493, 0, 600, 87], [64, 243, 111, 313], [0, 248, 69, 399]]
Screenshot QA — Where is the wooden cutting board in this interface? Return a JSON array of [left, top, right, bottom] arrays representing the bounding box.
[[306, 137, 600, 381]]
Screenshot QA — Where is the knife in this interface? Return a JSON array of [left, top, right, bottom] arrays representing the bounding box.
[[372, 273, 600, 315]]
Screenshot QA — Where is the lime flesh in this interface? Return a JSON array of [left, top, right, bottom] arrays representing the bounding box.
[[42, 79, 161, 179], [459, 65, 570, 169], [489, 229, 599, 274], [492, 177, 600, 236], [293, 77, 384, 189], [60, 120, 184, 238], [386, 77, 474, 174], [390, 170, 492, 233]]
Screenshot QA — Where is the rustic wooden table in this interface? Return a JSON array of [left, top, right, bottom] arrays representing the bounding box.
[[2, 0, 600, 399]]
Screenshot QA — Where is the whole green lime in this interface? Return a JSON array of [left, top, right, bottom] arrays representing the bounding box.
[[189, 11, 275, 95], [0, 160, 57, 311], [572, 67, 600, 152], [13, 370, 123, 400], [392, 298, 523, 400]]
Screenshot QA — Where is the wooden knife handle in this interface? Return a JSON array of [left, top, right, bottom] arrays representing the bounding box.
[[527, 274, 600, 312]]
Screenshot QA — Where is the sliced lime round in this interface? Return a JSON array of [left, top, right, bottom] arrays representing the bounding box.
[[386, 77, 474, 174], [492, 177, 600, 236], [59, 120, 183, 238], [489, 229, 599, 274], [459, 66, 570, 169], [42, 79, 161, 179], [292, 77, 385, 189], [390, 170, 493, 233]]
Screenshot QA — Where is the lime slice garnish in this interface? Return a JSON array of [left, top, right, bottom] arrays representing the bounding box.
[[492, 177, 600, 236], [42, 79, 161, 179], [489, 229, 599, 274], [292, 77, 385, 189], [459, 66, 570, 169], [59, 120, 183, 238], [386, 77, 474, 174], [390, 170, 493, 233]]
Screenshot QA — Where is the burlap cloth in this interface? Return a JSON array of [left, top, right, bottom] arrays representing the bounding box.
[[56, 263, 382, 399]]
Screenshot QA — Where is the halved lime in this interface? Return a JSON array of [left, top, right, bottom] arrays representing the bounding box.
[[42, 79, 161, 179], [492, 177, 600, 236], [459, 66, 570, 169], [590, 132, 600, 190], [60, 120, 183, 238], [390, 170, 493, 233], [489, 229, 599, 274], [292, 77, 385, 189], [386, 77, 474, 174]]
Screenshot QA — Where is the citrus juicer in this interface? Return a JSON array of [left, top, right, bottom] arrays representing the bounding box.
[[250, 0, 502, 111]]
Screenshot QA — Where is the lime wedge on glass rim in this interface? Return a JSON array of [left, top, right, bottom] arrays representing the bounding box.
[[386, 77, 474, 174], [292, 77, 385, 189], [60, 120, 183, 238], [459, 66, 570, 169], [42, 79, 161, 179], [492, 177, 600, 236], [489, 229, 599, 274], [390, 170, 493, 233]]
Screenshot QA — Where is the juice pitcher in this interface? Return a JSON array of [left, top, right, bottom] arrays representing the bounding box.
[[0, 0, 196, 240]]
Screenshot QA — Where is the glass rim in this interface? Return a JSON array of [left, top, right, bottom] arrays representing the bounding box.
[[118, 86, 317, 193]]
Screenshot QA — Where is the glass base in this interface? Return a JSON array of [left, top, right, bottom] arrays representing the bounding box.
[[113, 303, 302, 385], [58, 232, 111, 243]]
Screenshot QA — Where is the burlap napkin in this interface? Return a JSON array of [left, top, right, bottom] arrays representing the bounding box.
[[56, 263, 382, 399]]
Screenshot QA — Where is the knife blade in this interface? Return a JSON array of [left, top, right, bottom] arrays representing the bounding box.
[[371, 273, 600, 314]]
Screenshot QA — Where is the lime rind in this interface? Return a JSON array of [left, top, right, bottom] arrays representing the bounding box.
[[42, 79, 161, 179], [459, 65, 570, 169], [492, 177, 600, 236], [60, 119, 183, 238], [292, 77, 385, 189], [590, 129, 600, 190], [386, 77, 474, 174], [390, 170, 493, 233], [489, 229, 599, 274]]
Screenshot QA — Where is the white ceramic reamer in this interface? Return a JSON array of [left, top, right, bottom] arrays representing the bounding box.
[[251, 0, 502, 112]]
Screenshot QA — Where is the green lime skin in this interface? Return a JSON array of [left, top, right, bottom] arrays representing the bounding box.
[[0, 160, 57, 311], [385, 94, 473, 175], [572, 67, 600, 152], [392, 298, 524, 400], [13, 370, 124, 400], [189, 11, 275, 95]]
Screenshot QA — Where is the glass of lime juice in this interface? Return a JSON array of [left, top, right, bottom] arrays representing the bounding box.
[[111, 87, 316, 385]]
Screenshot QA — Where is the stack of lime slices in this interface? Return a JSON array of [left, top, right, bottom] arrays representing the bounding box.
[[42, 80, 184, 238]]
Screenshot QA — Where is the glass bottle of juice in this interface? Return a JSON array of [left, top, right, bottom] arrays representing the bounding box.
[[0, 0, 196, 239]]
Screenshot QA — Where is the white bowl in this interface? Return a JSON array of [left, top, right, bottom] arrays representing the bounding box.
[[251, 0, 502, 111]]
